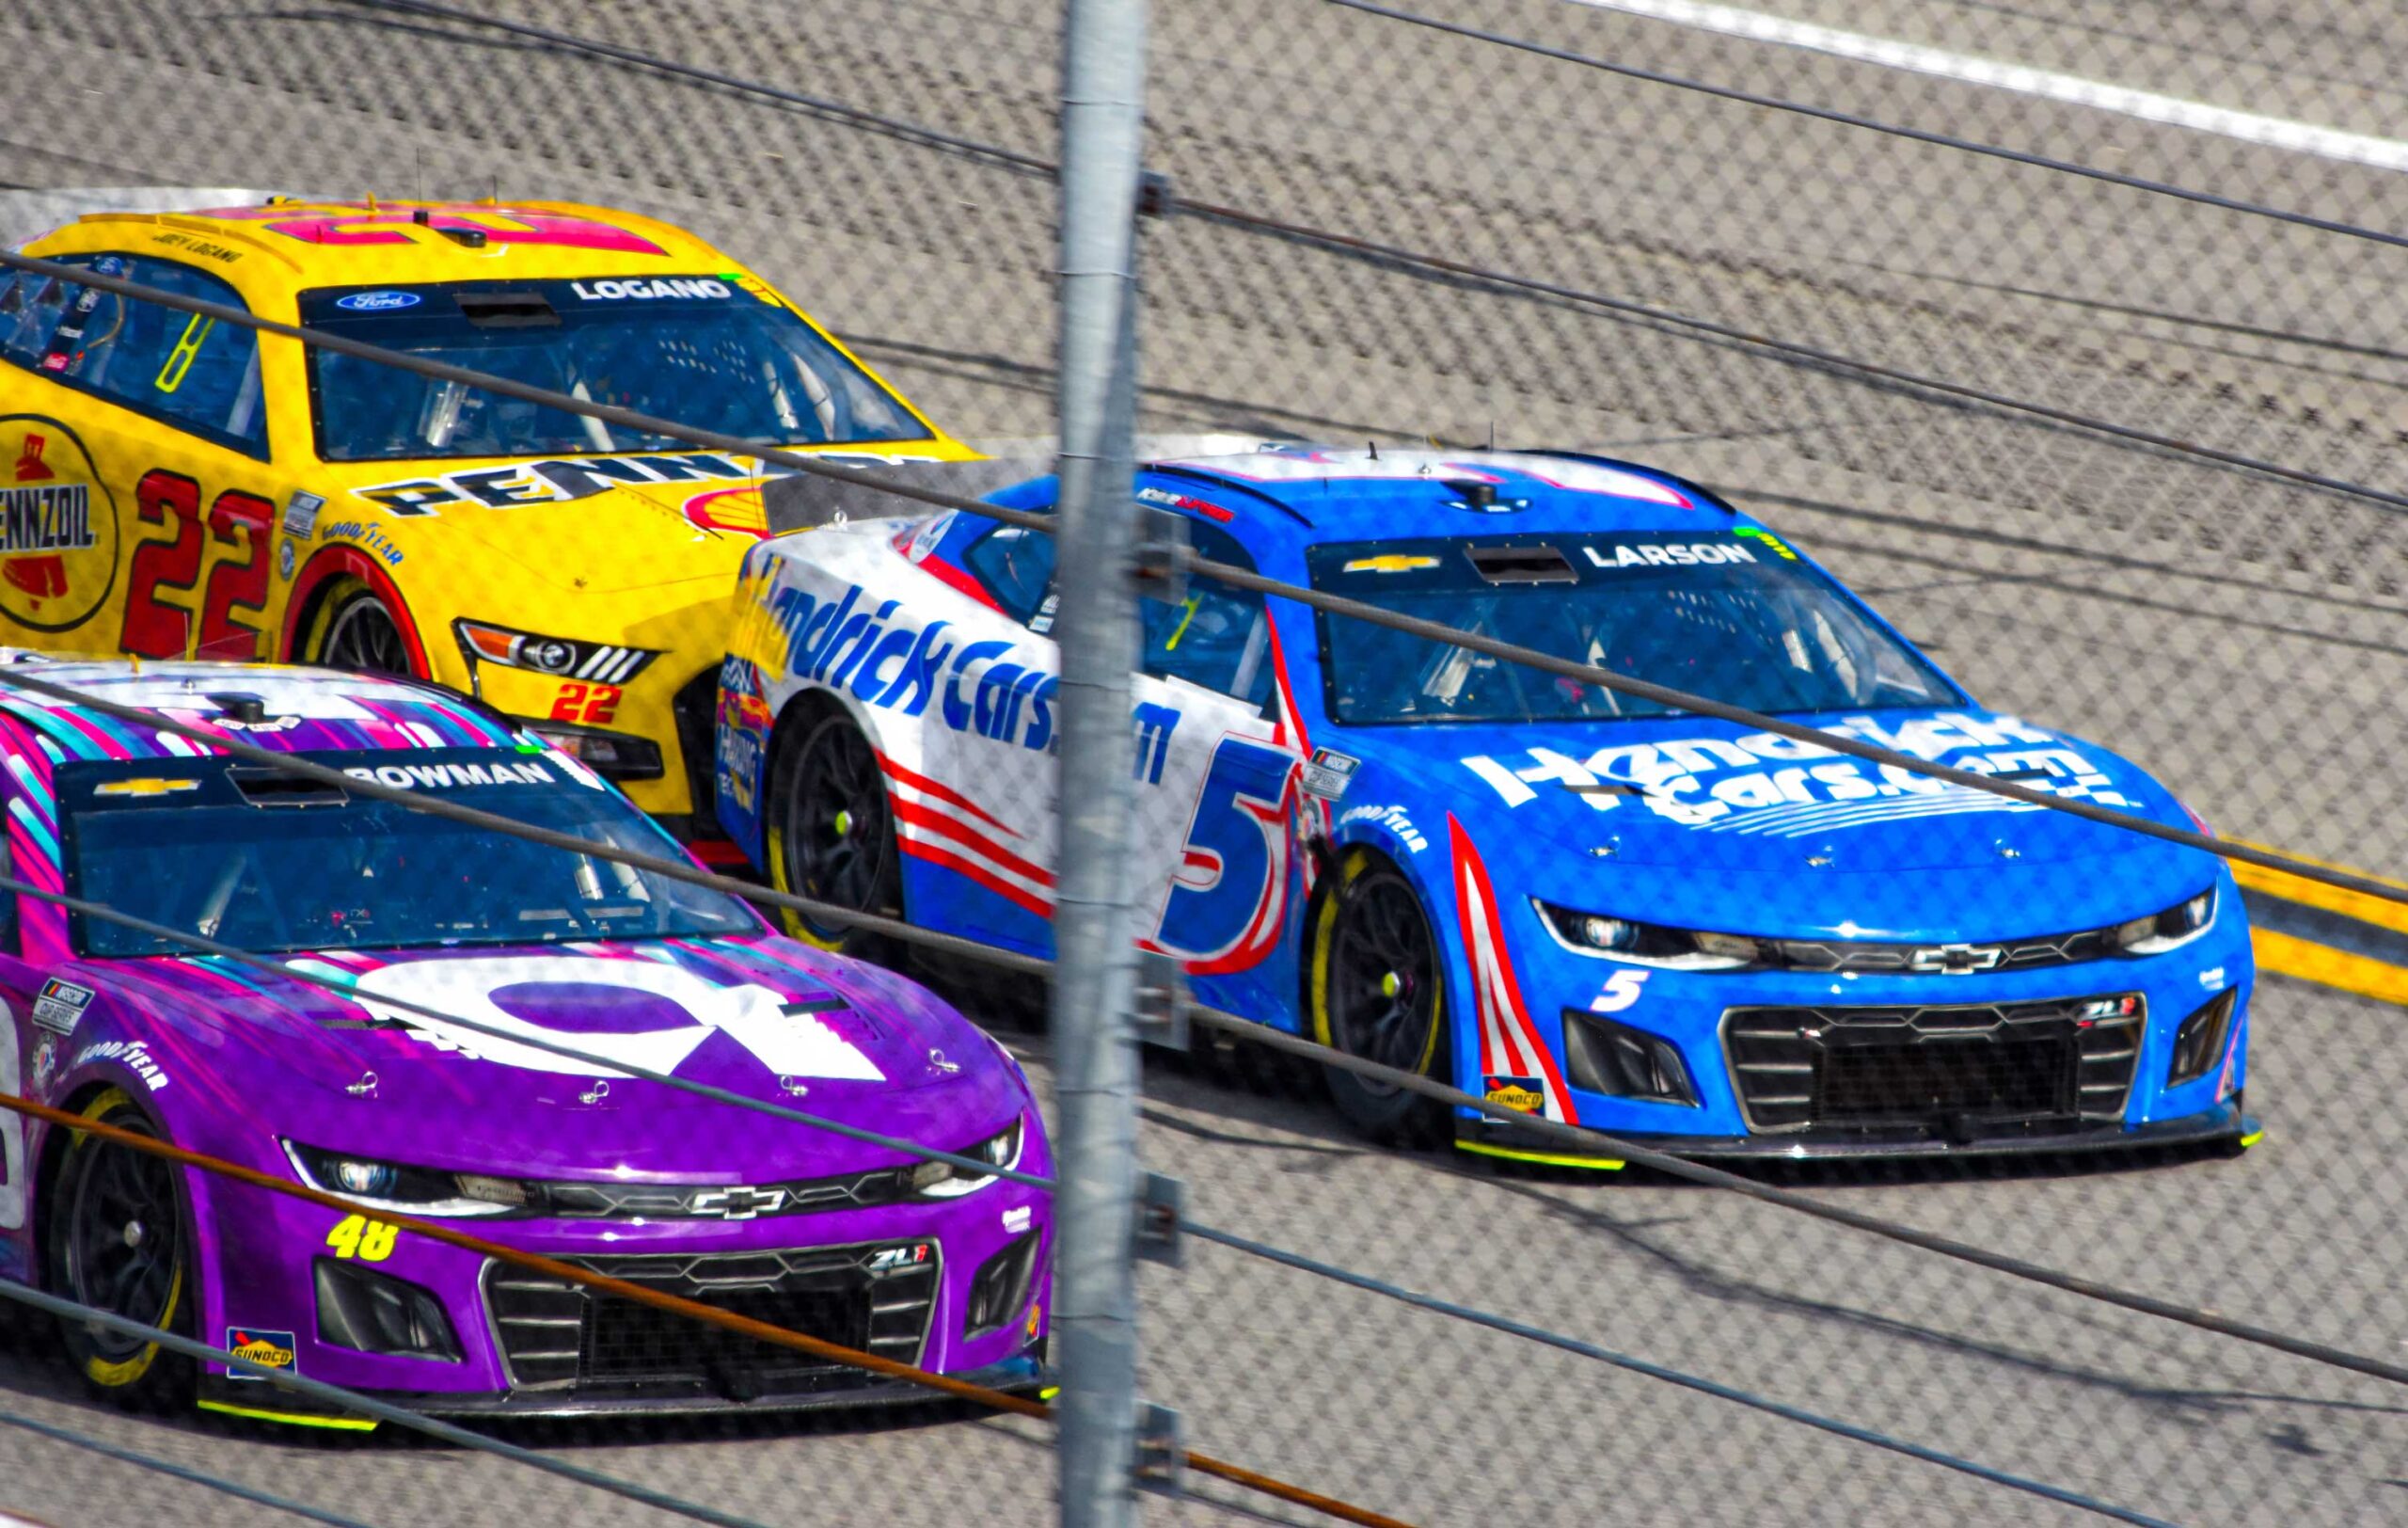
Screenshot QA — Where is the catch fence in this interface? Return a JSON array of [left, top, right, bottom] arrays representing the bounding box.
[[2, 0, 2406, 1524]]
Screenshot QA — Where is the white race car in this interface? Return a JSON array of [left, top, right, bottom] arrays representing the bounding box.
[[711, 468, 1309, 1020]]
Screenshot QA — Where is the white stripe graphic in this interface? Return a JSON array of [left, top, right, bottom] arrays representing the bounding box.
[[1699, 784, 1999, 832], [1564, 0, 2408, 173], [894, 809, 1055, 902], [1711, 791, 2043, 836]]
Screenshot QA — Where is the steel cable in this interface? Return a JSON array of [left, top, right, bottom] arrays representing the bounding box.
[[0, 253, 2394, 908], [309, 0, 2408, 517], [1184, 1219, 2180, 1527], [0, 1407, 383, 1528], [1323, 0, 2408, 255], [0, 1276, 777, 1528], [0, 1093, 1416, 1528], [0, 836, 2402, 1397], [1189, 1004, 2408, 1389]]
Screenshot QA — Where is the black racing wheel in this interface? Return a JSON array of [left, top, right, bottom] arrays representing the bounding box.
[[1309, 851, 1450, 1145], [44, 1089, 194, 1411], [310, 584, 414, 676], [767, 709, 905, 963]]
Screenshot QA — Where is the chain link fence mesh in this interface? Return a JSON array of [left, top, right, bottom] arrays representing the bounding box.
[[4, 0, 2406, 1524]]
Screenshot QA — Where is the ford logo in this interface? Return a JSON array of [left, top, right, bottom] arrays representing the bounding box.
[[335, 290, 421, 312]]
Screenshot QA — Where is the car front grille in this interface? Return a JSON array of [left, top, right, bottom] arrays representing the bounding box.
[[484, 1241, 941, 1399], [1763, 928, 2120, 975], [1721, 995, 2143, 1135]]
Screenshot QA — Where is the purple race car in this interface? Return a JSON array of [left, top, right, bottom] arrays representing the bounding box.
[[0, 660, 1051, 1425]]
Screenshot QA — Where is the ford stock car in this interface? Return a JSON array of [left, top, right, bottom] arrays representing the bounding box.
[[0, 197, 975, 847], [714, 446, 2257, 1165], [0, 661, 1048, 1424]]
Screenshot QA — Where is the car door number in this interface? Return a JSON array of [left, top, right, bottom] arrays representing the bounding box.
[[120, 468, 276, 661]]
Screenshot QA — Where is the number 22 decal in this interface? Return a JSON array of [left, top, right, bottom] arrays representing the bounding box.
[[119, 468, 276, 661]]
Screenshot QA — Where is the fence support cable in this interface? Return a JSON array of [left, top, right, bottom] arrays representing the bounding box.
[[1323, 0, 2408, 256], [0, 1406, 381, 1528], [0, 356, 2382, 911], [0, 1276, 777, 1528], [0, 1093, 1413, 1528], [1184, 1220, 2180, 1528]]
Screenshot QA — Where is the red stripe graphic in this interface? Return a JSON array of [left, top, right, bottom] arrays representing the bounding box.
[[1448, 815, 1577, 1124], [891, 798, 1054, 892], [877, 751, 1022, 840], [913, 553, 1006, 613]]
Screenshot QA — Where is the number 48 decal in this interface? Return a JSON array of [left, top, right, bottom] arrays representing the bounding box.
[[325, 1213, 398, 1262], [120, 468, 275, 661]]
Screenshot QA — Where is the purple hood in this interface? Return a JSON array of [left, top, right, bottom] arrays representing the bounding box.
[[78, 935, 1029, 1182]]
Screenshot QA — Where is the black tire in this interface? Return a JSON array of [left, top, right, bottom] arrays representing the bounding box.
[[766, 709, 905, 963], [44, 1089, 194, 1411], [310, 586, 414, 676], [1308, 852, 1450, 1145]]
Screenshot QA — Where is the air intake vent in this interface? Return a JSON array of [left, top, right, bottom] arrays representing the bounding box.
[[1464, 545, 1575, 584]]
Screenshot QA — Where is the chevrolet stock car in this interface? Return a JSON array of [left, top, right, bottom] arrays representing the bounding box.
[[0, 197, 975, 844], [0, 660, 1049, 1423], [714, 444, 2258, 1164]]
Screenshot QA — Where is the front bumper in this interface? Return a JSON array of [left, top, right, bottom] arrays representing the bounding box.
[[198, 1354, 1051, 1426], [1455, 893, 2258, 1161], [453, 642, 721, 825], [189, 1170, 1053, 1421], [1460, 1097, 2257, 1165]]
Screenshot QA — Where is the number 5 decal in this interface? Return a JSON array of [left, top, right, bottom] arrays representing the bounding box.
[[1590, 970, 1649, 1013], [120, 468, 276, 661], [1156, 736, 1298, 974]]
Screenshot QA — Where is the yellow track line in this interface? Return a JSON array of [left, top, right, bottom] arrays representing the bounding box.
[[2226, 837, 2408, 937], [2252, 928, 2408, 1008]]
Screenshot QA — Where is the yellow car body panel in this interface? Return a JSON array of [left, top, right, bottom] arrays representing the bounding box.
[[0, 199, 976, 830]]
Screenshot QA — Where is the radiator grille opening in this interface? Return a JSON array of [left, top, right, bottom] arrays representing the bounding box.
[[484, 1242, 939, 1401], [1723, 995, 2142, 1137]]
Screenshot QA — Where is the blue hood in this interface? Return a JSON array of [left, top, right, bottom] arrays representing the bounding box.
[[1345, 707, 2222, 943]]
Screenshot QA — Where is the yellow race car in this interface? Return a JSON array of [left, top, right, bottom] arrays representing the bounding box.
[[0, 197, 974, 844]]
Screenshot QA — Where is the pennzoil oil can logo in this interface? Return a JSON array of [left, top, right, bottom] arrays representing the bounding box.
[[0, 418, 116, 631]]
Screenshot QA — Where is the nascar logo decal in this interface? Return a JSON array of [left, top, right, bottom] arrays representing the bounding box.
[[1448, 816, 1576, 1124]]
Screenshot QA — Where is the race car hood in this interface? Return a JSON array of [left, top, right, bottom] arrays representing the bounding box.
[[82, 936, 1029, 1180], [319, 447, 975, 597], [1348, 706, 2223, 943]]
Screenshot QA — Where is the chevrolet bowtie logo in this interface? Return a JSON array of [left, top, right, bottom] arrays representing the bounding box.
[[685, 1186, 787, 1219], [1909, 943, 2006, 975]]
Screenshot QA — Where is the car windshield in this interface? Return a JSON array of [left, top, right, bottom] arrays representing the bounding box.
[[1308, 530, 1959, 725], [60, 748, 760, 957], [301, 277, 926, 461]]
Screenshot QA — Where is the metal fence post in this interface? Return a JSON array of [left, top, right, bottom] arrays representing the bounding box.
[[1052, 0, 1152, 1518]]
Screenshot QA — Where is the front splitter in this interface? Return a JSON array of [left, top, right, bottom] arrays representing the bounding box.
[[198, 1354, 1052, 1427], [1459, 1100, 2258, 1166]]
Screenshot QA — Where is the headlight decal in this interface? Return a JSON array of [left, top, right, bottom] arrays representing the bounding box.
[[453, 618, 659, 685]]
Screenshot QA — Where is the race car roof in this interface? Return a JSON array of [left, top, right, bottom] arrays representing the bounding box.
[[1127, 447, 1744, 550], [0, 658, 523, 763], [34, 199, 737, 288]]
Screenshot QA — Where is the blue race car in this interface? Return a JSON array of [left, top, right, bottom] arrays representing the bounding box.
[[717, 445, 2256, 1163]]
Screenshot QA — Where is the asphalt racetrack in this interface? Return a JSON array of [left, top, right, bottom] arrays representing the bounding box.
[[3, 0, 2406, 1522]]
